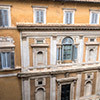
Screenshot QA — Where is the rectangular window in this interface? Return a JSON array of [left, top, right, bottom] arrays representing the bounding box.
[[0, 9, 10, 27], [63, 45, 72, 60], [37, 39, 44, 44], [90, 12, 99, 24], [61, 84, 71, 100], [64, 11, 74, 24], [34, 8, 46, 24], [0, 52, 14, 69]]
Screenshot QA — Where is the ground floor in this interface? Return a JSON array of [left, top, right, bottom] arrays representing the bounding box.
[[18, 63, 100, 100]]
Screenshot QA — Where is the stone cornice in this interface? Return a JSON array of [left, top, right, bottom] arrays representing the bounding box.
[[56, 77, 78, 83], [53, 0, 100, 3], [85, 42, 100, 45], [17, 24, 100, 31], [32, 5, 48, 9], [31, 44, 49, 48], [17, 63, 100, 78]]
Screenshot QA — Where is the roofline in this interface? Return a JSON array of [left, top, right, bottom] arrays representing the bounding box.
[[53, 0, 100, 3]]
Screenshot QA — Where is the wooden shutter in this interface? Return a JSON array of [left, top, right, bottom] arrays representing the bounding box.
[[91, 12, 98, 24], [0, 53, 2, 69], [3, 10, 9, 27], [65, 12, 69, 24], [57, 48, 59, 60], [11, 52, 14, 68], [70, 12, 72, 24], [65, 11, 72, 24], [91, 13, 94, 24], [36, 10, 39, 23], [7, 52, 11, 68], [0, 10, 3, 26], [39, 10, 41, 23], [94, 13, 97, 24], [72, 45, 77, 61], [41, 10, 44, 23]]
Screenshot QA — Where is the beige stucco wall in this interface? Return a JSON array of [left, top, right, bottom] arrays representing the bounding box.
[[0, 0, 100, 25], [0, 76, 22, 100]]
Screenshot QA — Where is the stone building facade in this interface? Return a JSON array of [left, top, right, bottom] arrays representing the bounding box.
[[0, 0, 100, 100]]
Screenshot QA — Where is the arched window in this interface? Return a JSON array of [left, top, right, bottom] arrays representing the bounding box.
[[62, 37, 74, 60], [35, 88, 45, 100], [37, 51, 43, 65], [84, 81, 92, 96], [89, 49, 94, 61]]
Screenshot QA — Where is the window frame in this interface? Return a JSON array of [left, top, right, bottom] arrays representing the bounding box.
[[0, 51, 15, 69], [62, 37, 74, 61], [90, 11, 99, 24], [63, 9, 75, 24], [0, 6, 11, 27], [33, 8, 46, 24]]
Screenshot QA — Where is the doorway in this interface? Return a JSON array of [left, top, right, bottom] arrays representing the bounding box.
[[61, 84, 71, 100]]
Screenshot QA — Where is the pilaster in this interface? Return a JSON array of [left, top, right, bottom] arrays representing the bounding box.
[[78, 36, 84, 63], [22, 78, 30, 100], [50, 75, 56, 100], [21, 37, 29, 67], [76, 73, 82, 100]]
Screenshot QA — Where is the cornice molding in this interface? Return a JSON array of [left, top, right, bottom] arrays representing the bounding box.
[[31, 44, 49, 48], [17, 64, 100, 78], [0, 4, 12, 7], [17, 24, 100, 31], [53, 0, 100, 3], [32, 5, 48, 9], [56, 77, 78, 83]]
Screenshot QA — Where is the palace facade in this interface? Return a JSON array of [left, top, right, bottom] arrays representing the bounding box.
[[0, 0, 100, 100]]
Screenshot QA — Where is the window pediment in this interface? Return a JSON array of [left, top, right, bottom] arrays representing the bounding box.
[[56, 77, 77, 83], [85, 42, 99, 46], [31, 44, 49, 48], [0, 37, 15, 48]]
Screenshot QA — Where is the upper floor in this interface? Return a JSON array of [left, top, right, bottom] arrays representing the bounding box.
[[0, 0, 100, 27], [1, 0, 100, 71]]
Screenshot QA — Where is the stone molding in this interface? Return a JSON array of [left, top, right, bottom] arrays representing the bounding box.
[[54, 0, 100, 3], [31, 44, 49, 48], [85, 42, 100, 45], [56, 77, 77, 83], [0, 37, 15, 48], [17, 24, 100, 31], [32, 5, 48, 9], [17, 63, 100, 77]]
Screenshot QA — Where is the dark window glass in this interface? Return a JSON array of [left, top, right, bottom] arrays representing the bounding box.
[[61, 84, 70, 100]]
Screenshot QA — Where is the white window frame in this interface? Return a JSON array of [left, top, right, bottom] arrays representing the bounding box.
[[90, 11, 99, 24], [0, 6, 11, 27], [0, 52, 14, 69], [63, 10, 75, 24], [33, 8, 46, 24]]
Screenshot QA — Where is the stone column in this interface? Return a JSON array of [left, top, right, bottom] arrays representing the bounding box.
[[76, 73, 82, 100], [78, 36, 84, 63], [22, 78, 30, 100], [50, 75, 56, 100]]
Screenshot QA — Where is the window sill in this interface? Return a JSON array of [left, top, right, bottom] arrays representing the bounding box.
[[62, 60, 72, 63], [0, 67, 21, 72], [0, 26, 17, 29], [31, 44, 49, 48]]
